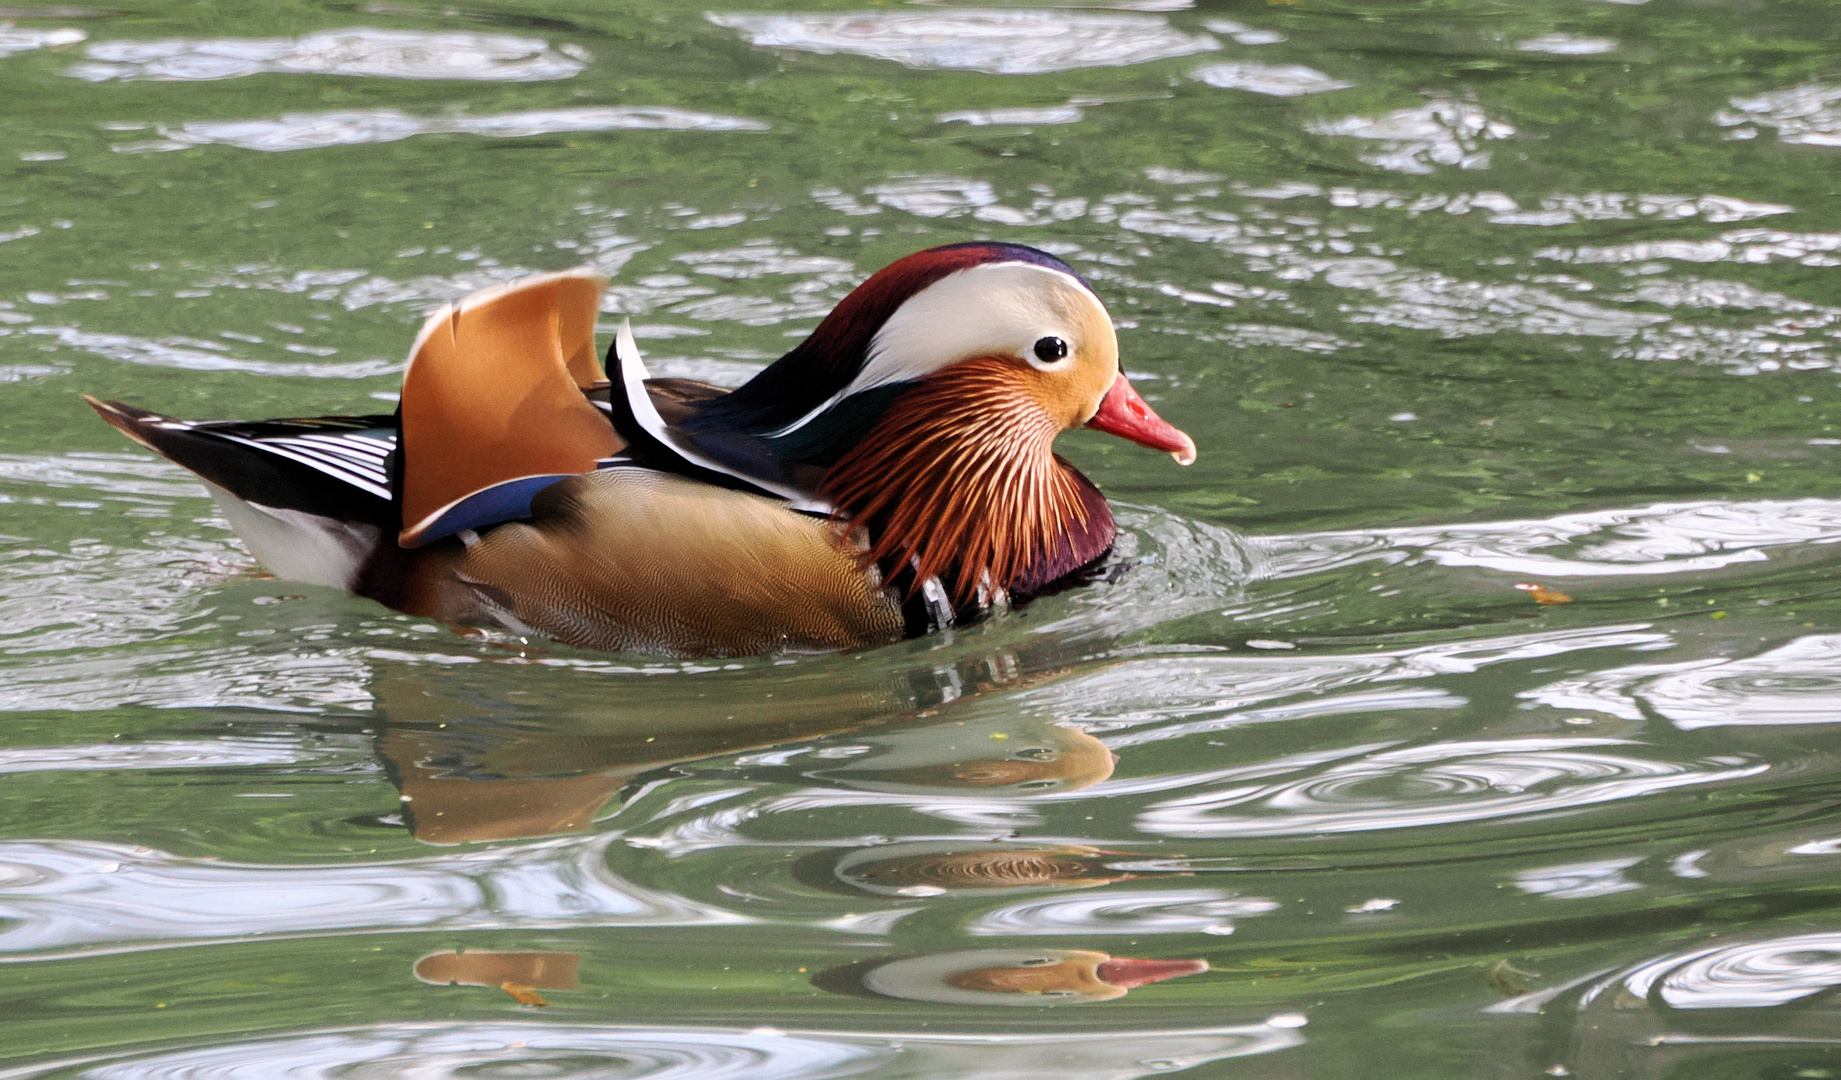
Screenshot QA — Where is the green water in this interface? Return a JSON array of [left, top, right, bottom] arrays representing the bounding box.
[[3, 0, 1841, 1076]]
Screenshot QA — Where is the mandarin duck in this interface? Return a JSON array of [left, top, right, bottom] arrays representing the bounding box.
[[86, 243, 1194, 658]]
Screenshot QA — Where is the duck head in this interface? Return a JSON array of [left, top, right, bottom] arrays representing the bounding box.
[[687, 242, 1194, 605]]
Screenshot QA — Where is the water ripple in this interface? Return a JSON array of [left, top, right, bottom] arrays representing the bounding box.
[[0, 23, 83, 57], [1135, 738, 1763, 838], [1524, 634, 1841, 729], [1306, 98, 1516, 174], [0, 835, 749, 960], [1023, 626, 1665, 749], [1512, 856, 1643, 899], [0, 735, 332, 774], [1190, 62, 1350, 97], [707, 10, 1219, 75], [1560, 931, 1841, 1011], [113, 106, 769, 154], [25, 325, 400, 377], [1253, 498, 1841, 580], [1536, 227, 1841, 270], [0, 452, 201, 500], [3, 1019, 1305, 1080], [1516, 33, 1617, 55], [1716, 83, 1841, 147], [966, 887, 1278, 935], [937, 105, 1086, 127], [67, 28, 585, 82]]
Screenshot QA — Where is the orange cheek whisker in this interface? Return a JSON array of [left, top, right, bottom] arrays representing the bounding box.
[[820, 357, 1086, 605]]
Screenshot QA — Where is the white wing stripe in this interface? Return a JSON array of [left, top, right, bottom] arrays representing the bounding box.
[[217, 435, 393, 499], [268, 437, 392, 471], [289, 433, 393, 458], [264, 439, 392, 476]]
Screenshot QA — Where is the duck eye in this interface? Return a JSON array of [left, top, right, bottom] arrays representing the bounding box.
[[1032, 336, 1069, 363]]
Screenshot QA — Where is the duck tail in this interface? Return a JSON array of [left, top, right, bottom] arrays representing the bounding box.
[[83, 395, 398, 590]]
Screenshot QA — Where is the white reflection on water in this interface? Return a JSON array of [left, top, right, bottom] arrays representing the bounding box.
[[967, 887, 1278, 935], [865, 175, 998, 218], [1512, 857, 1643, 899], [2, 1018, 1304, 1080], [0, 24, 84, 57], [112, 106, 769, 154], [1135, 738, 1762, 838], [1306, 98, 1515, 173], [1571, 931, 1841, 1010], [1524, 634, 1841, 730], [1189, 61, 1350, 97], [707, 10, 1218, 74], [1199, 18, 1285, 45], [1716, 83, 1841, 147], [0, 735, 334, 774], [1516, 33, 1617, 55], [937, 105, 1086, 127], [0, 834, 750, 959], [67, 28, 585, 82]]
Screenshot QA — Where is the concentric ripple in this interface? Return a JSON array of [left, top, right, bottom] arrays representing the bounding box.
[[1544, 931, 1841, 1012]]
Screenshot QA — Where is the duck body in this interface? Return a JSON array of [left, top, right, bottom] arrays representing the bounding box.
[[87, 243, 1193, 657]]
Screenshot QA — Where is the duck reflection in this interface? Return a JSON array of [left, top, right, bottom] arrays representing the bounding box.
[[831, 948, 1208, 1005], [374, 660, 897, 844], [810, 717, 1116, 796], [369, 649, 1101, 845], [414, 949, 580, 1006], [803, 841, 1167, 898]]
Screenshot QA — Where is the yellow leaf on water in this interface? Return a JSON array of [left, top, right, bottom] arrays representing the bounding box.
[[1514, 582, 1573, 605], [500, 983, 549, 1007]]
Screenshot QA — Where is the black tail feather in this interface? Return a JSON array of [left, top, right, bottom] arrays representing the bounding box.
[[85, 396, 399, 527]]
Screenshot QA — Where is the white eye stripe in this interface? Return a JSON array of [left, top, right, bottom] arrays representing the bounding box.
[[768, 261, 1104, 437]]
